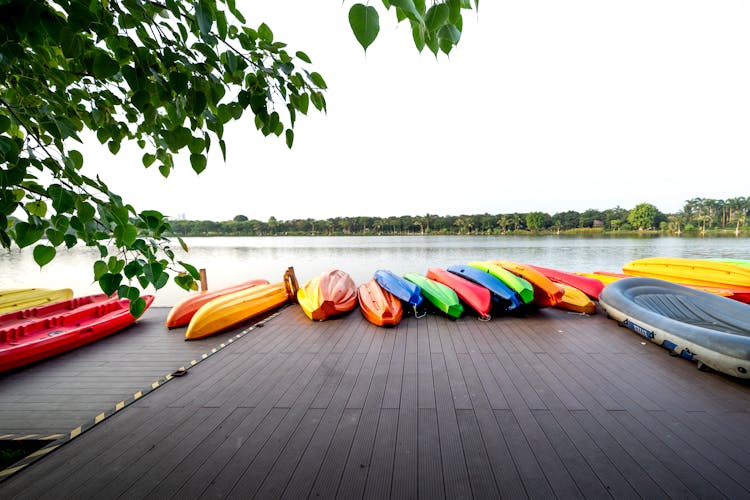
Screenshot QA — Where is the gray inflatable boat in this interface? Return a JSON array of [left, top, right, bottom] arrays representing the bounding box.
[[599, 277, 750, 378]]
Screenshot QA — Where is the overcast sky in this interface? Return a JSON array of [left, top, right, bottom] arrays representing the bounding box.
[[83, 1, 750, 222]]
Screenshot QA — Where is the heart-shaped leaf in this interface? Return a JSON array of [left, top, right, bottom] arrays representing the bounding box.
[[349, 4, 380, 51], [33, 244, 56, 268]]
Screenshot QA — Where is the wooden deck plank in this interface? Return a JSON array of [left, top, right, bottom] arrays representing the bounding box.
[[3, 306, 750, 499]]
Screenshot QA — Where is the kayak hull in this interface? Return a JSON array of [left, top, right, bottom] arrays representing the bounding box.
[[490, 260, 564, 308], [527, 264, 604, 300], [426, 267, 491, 319], [358, 279, 403, 327], [166, 279, 269, 328], [468, 261, 534, 304], [297, 269, 358, 321], [447, 265, 522, 312], [373, 269, 424, 312], [403, 273, 463, 319], [0, 296, 154, 372], [186, 283, 290, 339]]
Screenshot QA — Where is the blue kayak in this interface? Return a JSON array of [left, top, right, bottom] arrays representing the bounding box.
[[374, 269, 424, 313], [447, 265, 523, 311]]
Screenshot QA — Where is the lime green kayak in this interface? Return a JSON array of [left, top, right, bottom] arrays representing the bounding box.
[[403, 273, 463, 319], [468, 261, 534, 304], [707, 258, 750, 270]]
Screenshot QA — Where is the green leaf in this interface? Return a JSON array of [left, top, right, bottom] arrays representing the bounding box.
[[178, 261, 200, 279], [93, 260, 108, 280], [308, 72, 327, 90], [285, 129, 294, 149], [0, 116, 10, 134], [13, 222, 44, 248], [93, 51, 120, 79], [438, 23, 461, 43], [45, 228, 65, 246], [349, 4, 380, 52], [48, 184, 76, 214], [177, 236, 189, 252], [425, 3, 449, 32], [68, 150, 84, 169], [124, 260, 143, 279], [258, 22, 273, 42], [27, 200, 47, 217], [33, 245, 56, 268], [143, 153, 156, 167], [129, 297, 147, 318], [190, 153, 207, 174], [295, 51, 312, 63], [195, 1, 214, 40], [391, 0, 424, 22], [99, 272, 123, 296]]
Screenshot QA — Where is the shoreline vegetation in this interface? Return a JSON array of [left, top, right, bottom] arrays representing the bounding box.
[[168, 197, 749, 238]]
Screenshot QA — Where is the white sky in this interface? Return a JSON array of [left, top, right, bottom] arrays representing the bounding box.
[[82, 1, 750, 222]]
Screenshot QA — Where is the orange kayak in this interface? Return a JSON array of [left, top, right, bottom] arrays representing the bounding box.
[[358, 279, 403, 327], [590, 271, 750, 303], [297, 269, 358, 321], [491, 260, 564, 307], [166, 279, 269, 328]]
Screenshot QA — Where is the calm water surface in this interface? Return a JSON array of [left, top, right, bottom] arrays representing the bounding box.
[[1, 235, 747, 307]]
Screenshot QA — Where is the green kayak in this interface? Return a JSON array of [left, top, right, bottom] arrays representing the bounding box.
[[468, 261, 534, 304], [403, 273, 463, 319], [708, 258, 750, 270]]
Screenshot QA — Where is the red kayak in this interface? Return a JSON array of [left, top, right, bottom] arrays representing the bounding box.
[[0, 295, 154, 372], [0, 294, 110, 330], [426, 267, 491, 319], [527, 264, 604, 300]]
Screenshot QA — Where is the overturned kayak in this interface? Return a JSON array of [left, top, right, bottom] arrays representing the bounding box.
[[447, 265, 522, 312], [374, 269, 424, 314], [403, 273, 463, 319], [427, 267, 491, 319], [166, 279, 269, 328], [468, 261, 534, 304], [358, 279, 403, 327], [599, 277, 750, 378], [491, 260, 564, 308], [186, 282, 291, 339], [297, 269, 358, 321], [556, 283, 596, 314], [527, 264, 604, 300]]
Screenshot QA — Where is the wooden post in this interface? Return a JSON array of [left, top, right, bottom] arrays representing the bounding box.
[[284, 266, 299, 302], [199, 268, 208, 291]]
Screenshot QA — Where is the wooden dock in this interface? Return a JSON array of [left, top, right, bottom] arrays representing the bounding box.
[[1, 304, 750, 498]]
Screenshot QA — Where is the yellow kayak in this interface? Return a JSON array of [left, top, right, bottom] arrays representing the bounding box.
[[622, 257, 750, 290], [556, 283, 596, 314], [185, 282, 291, 340], [0, 288, 74, 313]]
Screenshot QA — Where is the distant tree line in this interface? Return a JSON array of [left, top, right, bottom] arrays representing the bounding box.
[[168, 197, 749, 237]]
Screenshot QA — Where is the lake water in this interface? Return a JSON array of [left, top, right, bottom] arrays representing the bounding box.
[[1, 235, 747, 307]]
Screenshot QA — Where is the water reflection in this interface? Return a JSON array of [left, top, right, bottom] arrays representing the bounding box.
[[1, 235, 746, 307]]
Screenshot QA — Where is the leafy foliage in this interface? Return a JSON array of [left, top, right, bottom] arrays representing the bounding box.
[[348, 0, 478, 55], [0, 0, 326, 313]]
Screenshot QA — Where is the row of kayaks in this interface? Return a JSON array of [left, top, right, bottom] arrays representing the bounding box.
[[293, 260, 598, 327], [3, 257, 749, 378]]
